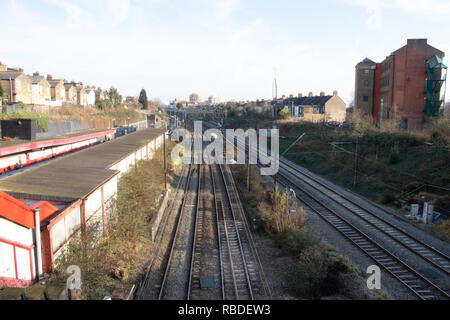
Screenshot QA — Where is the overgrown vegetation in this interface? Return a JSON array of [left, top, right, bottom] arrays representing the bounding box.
[[231, 165, 366, 299], [276, 115, 450, 216], [0, 109, 50, 132], [56, 141, 179, 300]]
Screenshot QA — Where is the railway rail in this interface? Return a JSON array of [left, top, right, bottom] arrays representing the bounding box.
[[279, 159, 450, 276], [158, 136, 262, 300], [230, 135, 450, 300]]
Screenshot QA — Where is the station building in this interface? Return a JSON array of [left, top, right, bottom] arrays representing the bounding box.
[[0, 128, 166, 287]]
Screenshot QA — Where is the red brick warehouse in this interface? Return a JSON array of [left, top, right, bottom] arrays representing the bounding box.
[[355, 39, 447, 130]]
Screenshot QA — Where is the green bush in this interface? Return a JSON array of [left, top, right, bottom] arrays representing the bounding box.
[[278, 109, 291, 120], [388, 152, 401, 165], [276, 227, 319, 258], [289, 246, 329, 300]]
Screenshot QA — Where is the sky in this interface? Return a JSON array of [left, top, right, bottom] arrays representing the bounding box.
[[1, 0, 450, 105]]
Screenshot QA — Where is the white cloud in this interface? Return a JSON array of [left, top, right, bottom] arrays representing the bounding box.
[[108, 0, 131, 25], [216, 0, 239, 19], [43, 0, 82, 29], [342, 0, 450, 30]]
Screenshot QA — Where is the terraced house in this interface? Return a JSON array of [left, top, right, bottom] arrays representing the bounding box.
[[29, 73, 51, 105], [64, 82, 77, 104], [0, 62, 32, 104], [76, 84, 87, 106], [85, 87, 96, 106], [47, 75, 66, 103]]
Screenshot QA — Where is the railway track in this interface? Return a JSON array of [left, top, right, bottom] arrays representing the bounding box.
[[187, 163, 257, 300], [231, 136, 450, 300], [213, 163, 254, 300], [277, 171, 449, 300], [279, 159, 450, 276], [158, 163, 200, 300], [158, 138, 263, 300]]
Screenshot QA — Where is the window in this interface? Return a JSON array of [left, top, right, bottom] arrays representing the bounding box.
[[381, 77, 390, 88], [363, 70, 370, 74], [363, 96, 369, 102], [364, 80, 369, 87]]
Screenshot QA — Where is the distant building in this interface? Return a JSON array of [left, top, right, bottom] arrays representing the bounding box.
[[190, 93, 202, 104], [47, 75, 66, 102], [64, 82, 78, 104], [125, 96, 138, 104], [29, 73, 51, 105], [85, 87, 96, 106], [355, 39, 446, 130], [272, 91, 347, 123], [208, 96, 220, 105], [95, 88, 105, 101], [75, 84, 87, 106], [0, 62, 32, 104]]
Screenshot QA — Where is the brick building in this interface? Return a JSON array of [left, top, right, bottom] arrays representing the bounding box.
[[355, 39, 447, 130], [0, 62, 32, 105], [47, 75, 66, 102]]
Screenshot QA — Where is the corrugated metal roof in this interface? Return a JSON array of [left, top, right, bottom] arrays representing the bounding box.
[[0, 128, 165, 202]]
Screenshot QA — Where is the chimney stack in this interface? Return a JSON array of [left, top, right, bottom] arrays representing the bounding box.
[[289, 94, 294, 98], [333, 90, 338, 96], [320, 92, 325, 97], [33, 72, 40, 77], [308, 92, 313, 97], [47, 74, 53, 80], [0, 62, 6, 72], [298, 93, 303, 98]]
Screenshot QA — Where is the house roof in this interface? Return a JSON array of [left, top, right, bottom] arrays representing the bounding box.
[[358, 57, 376, 64], [29, 75, 46, 85], [291, 95, 333, 106], [48, 79, 63, 88], [0, 71, 25, 80], [64, 83, 75, 89]]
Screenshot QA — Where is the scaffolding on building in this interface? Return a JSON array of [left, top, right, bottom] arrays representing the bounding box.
[[424, 55, 447, 118]]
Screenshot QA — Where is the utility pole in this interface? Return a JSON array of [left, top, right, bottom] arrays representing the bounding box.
[[164, 133, 167, 191], [247, 163, 251, 192], [354, 135, 359, 187]]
